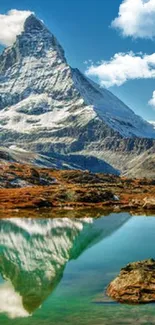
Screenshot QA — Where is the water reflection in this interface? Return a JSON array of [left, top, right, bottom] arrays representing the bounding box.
[[0, 213, 130, 319]]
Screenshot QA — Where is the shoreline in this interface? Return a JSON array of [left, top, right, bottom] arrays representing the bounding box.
[[1, 194, 155, 219]]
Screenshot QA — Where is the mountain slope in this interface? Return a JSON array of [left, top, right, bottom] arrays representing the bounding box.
[[72, 69, 155, 138], [0, 146, 119, 174], [0, 14, 155, 174], [123, 147, 155, 178]]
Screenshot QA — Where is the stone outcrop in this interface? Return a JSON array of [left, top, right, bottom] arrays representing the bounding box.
[[107, 259, 155, 304]]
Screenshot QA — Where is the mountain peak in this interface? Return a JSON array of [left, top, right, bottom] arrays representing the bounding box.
[[11, 14, 65, 60], [23, 14, 46, 33]]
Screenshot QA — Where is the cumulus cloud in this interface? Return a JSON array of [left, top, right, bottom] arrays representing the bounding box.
[[111, 0, 155, 39], [0, 9, 33, 47], [85, 51, 155, 87], [148, 91, 155, 107]]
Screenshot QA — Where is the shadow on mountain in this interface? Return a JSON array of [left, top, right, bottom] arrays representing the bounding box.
[[0, 213, 131, 318]]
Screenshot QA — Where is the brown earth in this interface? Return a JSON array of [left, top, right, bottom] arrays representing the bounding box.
[[0, 162, 155, 214]]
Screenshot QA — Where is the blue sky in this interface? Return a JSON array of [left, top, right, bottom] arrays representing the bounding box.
[[0, 0, 155, 121]]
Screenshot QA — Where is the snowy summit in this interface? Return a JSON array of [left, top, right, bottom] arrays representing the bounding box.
[[0, 14, 155, 174]]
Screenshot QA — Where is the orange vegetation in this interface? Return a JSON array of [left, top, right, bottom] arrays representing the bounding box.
[[0, 163, 155, 214]]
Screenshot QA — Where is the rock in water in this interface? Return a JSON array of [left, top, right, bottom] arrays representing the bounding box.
[[107, 259, 155, 304]]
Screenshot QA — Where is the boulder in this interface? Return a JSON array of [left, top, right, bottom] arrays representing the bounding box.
[[107, 259, 155, 304], [143, 198, 155, 209]]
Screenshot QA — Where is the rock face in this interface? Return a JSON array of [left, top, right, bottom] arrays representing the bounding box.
[[0, 14, 155, 174], [107, 259, 155, 304]]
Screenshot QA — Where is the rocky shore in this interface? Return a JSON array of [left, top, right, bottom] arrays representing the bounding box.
[[0, 162, 155, 214]]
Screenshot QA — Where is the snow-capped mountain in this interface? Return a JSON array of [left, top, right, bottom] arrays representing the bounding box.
[[0, 14, 155, 173]]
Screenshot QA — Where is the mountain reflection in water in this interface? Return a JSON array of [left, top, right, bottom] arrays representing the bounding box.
[[0, 213, 130, 319]]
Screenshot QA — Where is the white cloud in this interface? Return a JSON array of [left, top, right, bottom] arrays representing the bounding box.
[[148, 91, 155, 107], [148, 120, 155, 127], [111, 0, 155, 39], [85, 51, 155, 87], [0, 9, 33, 47]]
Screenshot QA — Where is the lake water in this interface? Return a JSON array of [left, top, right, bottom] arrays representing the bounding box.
[[0, 213, 155, 324]]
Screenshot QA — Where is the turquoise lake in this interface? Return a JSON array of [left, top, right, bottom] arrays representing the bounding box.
[[0, 213, 155, 324]]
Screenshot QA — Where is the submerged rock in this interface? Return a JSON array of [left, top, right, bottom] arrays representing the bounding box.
[[107, 259, 155, 304]]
